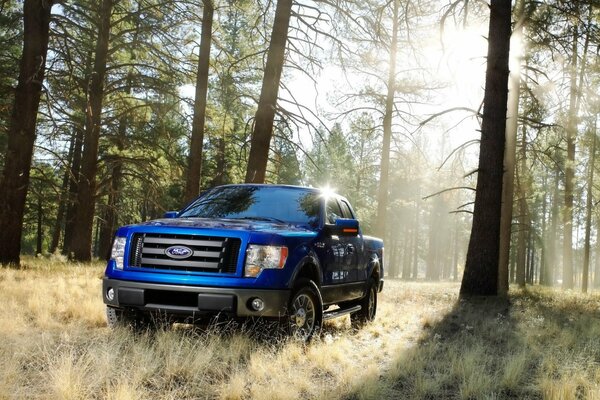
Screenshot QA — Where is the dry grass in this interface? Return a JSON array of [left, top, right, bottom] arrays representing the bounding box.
[[1, 257, 600, 399]]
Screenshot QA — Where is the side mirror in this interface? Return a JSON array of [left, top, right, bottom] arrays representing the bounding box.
[[326, 218, 360, 237], [163, 211, 179, 219]]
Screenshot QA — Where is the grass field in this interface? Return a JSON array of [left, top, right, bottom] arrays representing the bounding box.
[[1, 257, 599, 399]]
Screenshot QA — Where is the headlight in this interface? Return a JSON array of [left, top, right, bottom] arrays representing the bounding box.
[[245, 245, 288, 278], [110, 236, 127, 270]]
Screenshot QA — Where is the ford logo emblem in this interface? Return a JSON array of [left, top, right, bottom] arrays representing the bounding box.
[[165, 245, 193, 259]]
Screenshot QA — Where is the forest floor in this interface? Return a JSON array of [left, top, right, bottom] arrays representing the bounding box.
[[1, 257, 599, 399]]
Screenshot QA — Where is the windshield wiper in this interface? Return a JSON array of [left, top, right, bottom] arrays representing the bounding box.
[[235, 216, 287, 224]]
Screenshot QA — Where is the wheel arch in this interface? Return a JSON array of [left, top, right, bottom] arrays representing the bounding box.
[[290, 255, 322, 288], [368, 253, 381, 284]]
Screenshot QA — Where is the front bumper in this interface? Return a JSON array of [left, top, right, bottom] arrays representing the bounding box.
[[103, 277, 290, 318]]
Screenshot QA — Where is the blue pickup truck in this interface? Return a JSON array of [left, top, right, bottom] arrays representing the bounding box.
[[103, 184, 384, 340]]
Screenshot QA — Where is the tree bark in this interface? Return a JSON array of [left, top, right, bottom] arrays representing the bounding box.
[[374, 0, 399, 239], [184, 0, 214, 202], [70, 0, 113, 261], [460, 0, 512, 297], [244, 0, 293, 183], [0, 0, 55, 265]]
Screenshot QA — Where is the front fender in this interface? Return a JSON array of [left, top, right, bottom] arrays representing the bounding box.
[[288, 250, 322, 288]]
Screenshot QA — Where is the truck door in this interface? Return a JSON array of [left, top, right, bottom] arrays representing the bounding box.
[[338, 198, 365, 282], [322, 198, 352, 285]]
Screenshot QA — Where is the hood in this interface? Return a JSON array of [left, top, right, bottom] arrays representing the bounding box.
[[129, 217, 317, 236]]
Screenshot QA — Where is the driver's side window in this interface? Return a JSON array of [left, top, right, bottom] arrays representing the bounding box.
[[326, 199, 343, 224]]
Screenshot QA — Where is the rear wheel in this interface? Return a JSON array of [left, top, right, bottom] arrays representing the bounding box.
[[288, 279, 323, 341], [350, 278, 377, 327]]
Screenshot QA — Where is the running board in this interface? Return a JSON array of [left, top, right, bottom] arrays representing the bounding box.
[[323, 305, 361, 321]]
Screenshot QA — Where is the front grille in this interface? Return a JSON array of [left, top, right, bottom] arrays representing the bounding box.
[[128, 233, 241, 274]]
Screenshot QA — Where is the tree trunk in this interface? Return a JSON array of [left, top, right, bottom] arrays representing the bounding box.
[[548, 169, 561, 286], [184, 0, 214, 202], [374, 0, 399, 239], [452, 222, 459, 281], [563, 5, 592, 289], [245, 0, 293, 183], [526, 231, 534, 284], [516, 125, 528, 287], [62, 124, 85, 255], [539, 173, 548, 285], [460, 0, 511, 297], [412, 200, 420, 279], [582, 125, 596, 293], [49, 134, 76, 253], [62, 51, 92, 256], [36, 194, 43, 255], [97, 112, 127, 259], [498, 0, 524, 294], [426, 197, 442, 281], [0, 0, 55, 265], [401, 225, 411, 279], [70, 0, 113, 261], [214, 136, 226, 186], [594, 226, 600, 289]]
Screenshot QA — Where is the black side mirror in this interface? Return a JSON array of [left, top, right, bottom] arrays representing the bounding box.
[[325, 218, 360, 237]]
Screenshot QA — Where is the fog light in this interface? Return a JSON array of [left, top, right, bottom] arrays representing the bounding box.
[[107, 287, 115, 301], [250, 298, 265, 312]]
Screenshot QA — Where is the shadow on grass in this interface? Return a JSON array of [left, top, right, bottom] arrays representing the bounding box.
[[345, 288, 600, 400], [123, 306, 358, 348]]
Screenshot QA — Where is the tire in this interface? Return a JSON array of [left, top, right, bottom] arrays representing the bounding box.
[[106, 306, 140, 329], [287, 279, 323, 342], [350, 278, 377, 328], [106, 307, 170, 331]]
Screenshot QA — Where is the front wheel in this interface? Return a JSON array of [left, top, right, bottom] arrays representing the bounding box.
[[106, 306, 143, 329], [106, 307, 171, 331], [350, 278, 377, 328], [288, 279, 323, 342]]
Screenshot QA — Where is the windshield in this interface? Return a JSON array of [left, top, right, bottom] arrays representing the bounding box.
[[178, 186, 321, 227]]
